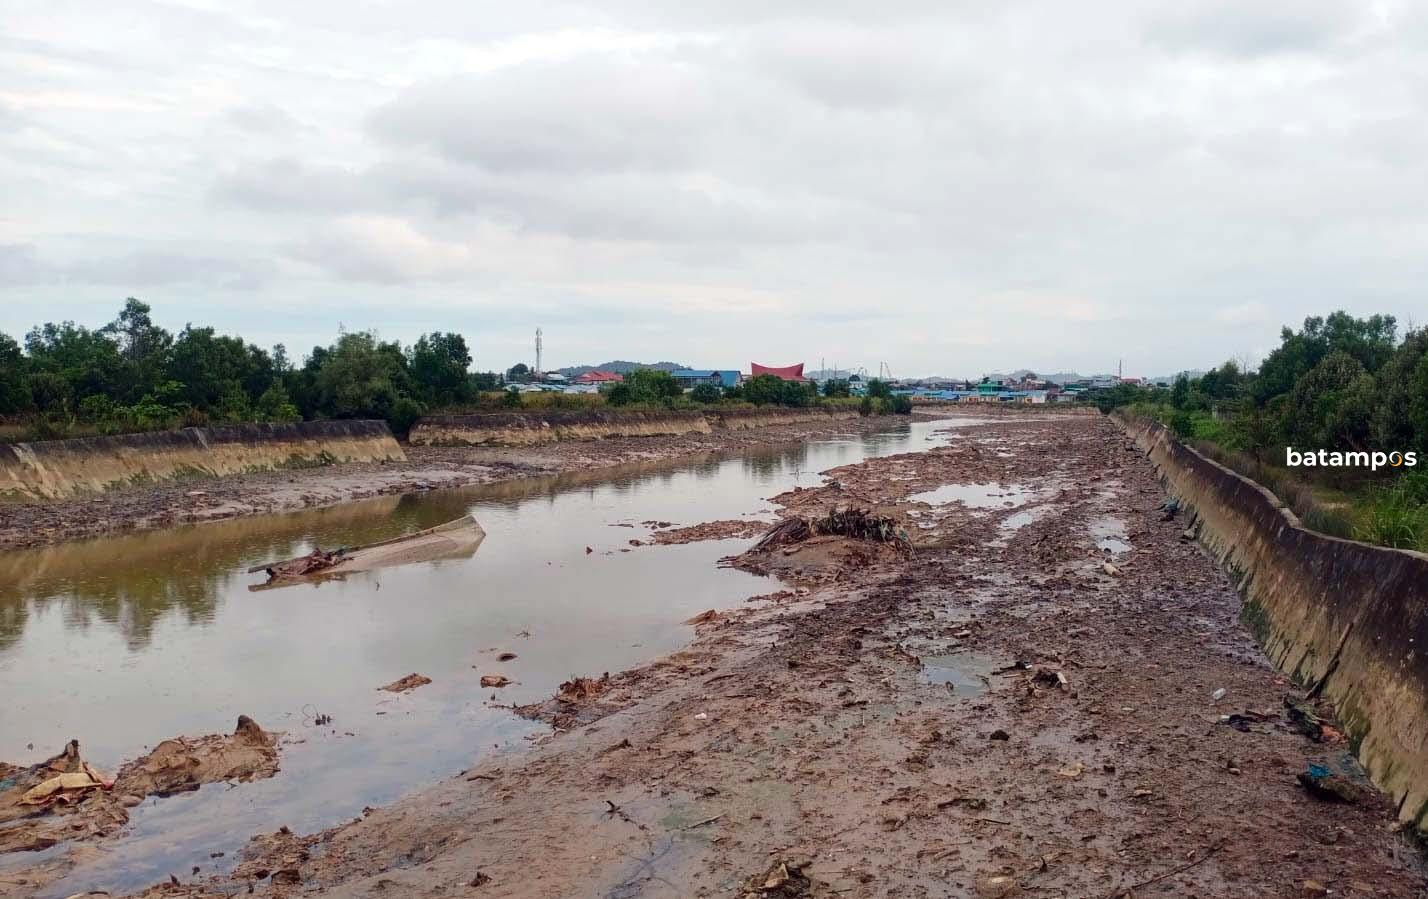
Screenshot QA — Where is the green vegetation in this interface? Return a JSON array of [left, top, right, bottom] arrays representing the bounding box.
[[605, 369, 683, 406], [1107, 311, 1428, 552], [0, 299, 502, 438]]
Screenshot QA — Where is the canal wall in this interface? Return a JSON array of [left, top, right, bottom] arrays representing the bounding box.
[[1114, 411, 1428, 829], [409, 407, 860, 447], [0, 421, 405, 502]]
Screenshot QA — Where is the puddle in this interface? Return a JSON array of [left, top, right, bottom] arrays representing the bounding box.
[[0, 417, 975, 896], [1000, 506, 1054, 531], [919, 652, 998, 696], [1089, 516, 1131, 555], [909, 482, 1034, 510]]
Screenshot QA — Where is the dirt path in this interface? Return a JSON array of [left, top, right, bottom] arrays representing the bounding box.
[[122, 413, 1424, 899], [0, 414, 920, 551]]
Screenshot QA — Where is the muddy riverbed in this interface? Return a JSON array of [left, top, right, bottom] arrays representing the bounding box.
[[0, 417, 990, 897], [5, 411, 1425, 898]]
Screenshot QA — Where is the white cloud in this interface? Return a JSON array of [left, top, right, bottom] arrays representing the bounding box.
[[3, 0, 1428, 375]]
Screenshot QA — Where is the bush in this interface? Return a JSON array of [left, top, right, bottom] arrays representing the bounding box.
[[388, 396, 425, 437], [689, 383, 723, 405], [605, 369, 683, 406]]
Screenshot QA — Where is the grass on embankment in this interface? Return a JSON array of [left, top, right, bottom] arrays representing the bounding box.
[[1128, 403, 1428, 554]]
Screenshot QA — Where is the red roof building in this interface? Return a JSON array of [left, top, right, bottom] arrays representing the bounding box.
[[576, 370, 624, 384], [750, 362, 806, 381]]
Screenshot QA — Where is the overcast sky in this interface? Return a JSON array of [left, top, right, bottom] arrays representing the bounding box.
[[3, 1, 1426, 377]]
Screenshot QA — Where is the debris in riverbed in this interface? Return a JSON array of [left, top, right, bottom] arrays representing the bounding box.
[[497, 652, 518, 662], [1285, 697, 1344, 743], [751, 508, 910, 553], [653, 519, 771, 544], [557, 673, 611, 703], [19, 769, 109, 807], [480, 675, 512, 688], [265, 547, 347, 579], [379, 673, 432, 693], [1297, 764, 1363, 803], [744, 855, 816, 897], [115, 715, 279, 797]]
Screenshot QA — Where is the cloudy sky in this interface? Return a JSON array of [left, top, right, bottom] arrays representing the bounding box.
[[3, 1, 1426, 377]]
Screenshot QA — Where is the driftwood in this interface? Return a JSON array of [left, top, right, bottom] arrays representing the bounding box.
[[752, 508, 910, 553]]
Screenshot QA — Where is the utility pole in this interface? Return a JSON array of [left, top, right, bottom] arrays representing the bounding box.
[[535, 328, 543, 377]]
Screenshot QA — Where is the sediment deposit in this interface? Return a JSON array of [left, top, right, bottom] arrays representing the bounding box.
[[0, 421, 403, 502]]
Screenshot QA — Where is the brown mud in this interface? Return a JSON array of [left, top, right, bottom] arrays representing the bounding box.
[[0, 717, 278, 863], [0, 415, 924, 551], [92, 413, 1427, 899]]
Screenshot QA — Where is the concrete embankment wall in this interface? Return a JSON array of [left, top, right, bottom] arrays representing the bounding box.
[[1115, 412, 1428, 828], [409, 407, 860, 447], [0, 421, 405, 502]]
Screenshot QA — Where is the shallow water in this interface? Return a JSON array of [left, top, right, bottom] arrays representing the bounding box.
[[0, 418, 965, 895], [918, 652, 997, 696], [908, 481, 1034, 509]]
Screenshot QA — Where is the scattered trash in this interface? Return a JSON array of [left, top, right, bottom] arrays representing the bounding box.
[[497, 652, 518, 662], [1211, 687, 1227, 701], [379, 673, 432, 693], [1157, 498, 1180, 521], [1100, 561, 1120, 576], [1297, 764, 1363, 803], [1056, 762, 1085, 779], [1284, 697, 1344, 743], [480, 675, 512, 688]]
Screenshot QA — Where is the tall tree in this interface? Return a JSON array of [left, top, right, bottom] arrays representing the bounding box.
[[409, 332, 472, 406], [0, 332, 31, 413]]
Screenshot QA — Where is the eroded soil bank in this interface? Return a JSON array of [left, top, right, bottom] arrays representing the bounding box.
[[0, 414, 918, 551], [90, 413, 1425, 898]]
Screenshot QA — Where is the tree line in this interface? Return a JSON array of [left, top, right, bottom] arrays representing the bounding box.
[[1108, 311, 1428, 550], [1155, 311, 1427, 460], [603, 369, 910, 414], [0, 299, 497, 437]]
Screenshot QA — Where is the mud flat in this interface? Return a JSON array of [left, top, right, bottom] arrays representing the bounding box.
[[101, 414, 1424, 898], [0, 412, 902, 550]]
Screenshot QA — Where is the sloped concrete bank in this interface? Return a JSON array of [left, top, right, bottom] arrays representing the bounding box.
[[409, 406, 860, 447], [0, 420, 404, 502], [1115, 411, 1428, 829]]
